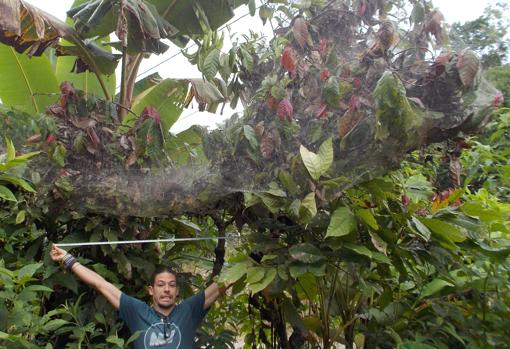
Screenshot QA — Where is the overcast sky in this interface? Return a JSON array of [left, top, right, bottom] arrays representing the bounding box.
[[24, 0, 496, 132]]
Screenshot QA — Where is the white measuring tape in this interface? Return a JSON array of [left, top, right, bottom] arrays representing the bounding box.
[[55, 236, 233, 248]]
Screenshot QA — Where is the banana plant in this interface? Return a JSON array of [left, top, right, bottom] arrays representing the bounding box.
[[0, 0, 120, 100]]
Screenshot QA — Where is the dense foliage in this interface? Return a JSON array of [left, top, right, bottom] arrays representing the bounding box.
[[0, 0, 509, 349]]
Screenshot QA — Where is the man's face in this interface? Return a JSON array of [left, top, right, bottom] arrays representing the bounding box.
[[148, 271, 179, 311]]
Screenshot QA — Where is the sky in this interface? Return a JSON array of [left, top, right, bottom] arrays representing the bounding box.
[[24, 0, 496, 132]]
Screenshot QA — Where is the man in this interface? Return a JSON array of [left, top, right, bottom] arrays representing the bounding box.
[[50, 244, 227, 349]]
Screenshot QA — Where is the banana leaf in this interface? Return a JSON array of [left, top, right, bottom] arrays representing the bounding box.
[[0, 43, 58, 114]]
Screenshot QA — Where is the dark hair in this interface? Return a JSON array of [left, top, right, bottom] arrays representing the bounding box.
[[151, 266, 178, 286]]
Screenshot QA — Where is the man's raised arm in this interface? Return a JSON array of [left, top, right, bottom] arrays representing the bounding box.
[[203, 282, 230, 310], [50, 244, 122, 309]]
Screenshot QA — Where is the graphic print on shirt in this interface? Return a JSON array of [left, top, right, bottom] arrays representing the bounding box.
[[143, 321, 181, 348]]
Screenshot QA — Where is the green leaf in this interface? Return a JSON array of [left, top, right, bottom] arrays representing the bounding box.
[[0, 185, 16, 202], [152, 0, 242, 40], [419, 218, 466, 243], [289, 243, 325, 264], [282, 298, 305, 331], [248, 0, 256, 16], [404, 175, 433, 202], [218, 262, 249, 284], [344, 243, 390, 264], [289, 262, 307, 279], [411, 216, 431, 240], [419, 278, 454, 299], [299, 138, 333, 180], [15, 210, 26, 224], [322, 76, 340, 108], [6, 138, 15, 162], [17, 263, 43, 284], [0, 174, 36, 192], [248, 268, 277, 294], [246, 267, 265, 284], [356, 209, 379, 230], [44, 319, 70, 332], [106, 335, 125, 347], [166, 126, 206, 165], [374, 71, 420, 144], [460, 202, 504, 222], [203, 49, 220, 81], [299, 192, 317, 222], [23, 285, 53, 293], [278, 170, 299, 195], [0, 44, 59, 114], [243, 125, 259, 150], [326, 207, 356, 238], [399, 341, 436, 349]]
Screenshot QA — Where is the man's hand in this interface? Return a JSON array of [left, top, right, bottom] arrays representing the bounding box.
[[50, 244, 68, 262], [49, 242, 121, 309]]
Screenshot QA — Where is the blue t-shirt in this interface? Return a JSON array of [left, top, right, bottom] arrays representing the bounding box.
[[119, 291, 207, 349]]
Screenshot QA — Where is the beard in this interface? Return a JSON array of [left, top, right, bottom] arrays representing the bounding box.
[[157, 297, 177, 309], [158, 302, 175, 309]]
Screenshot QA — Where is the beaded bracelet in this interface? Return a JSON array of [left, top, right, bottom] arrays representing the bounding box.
[[62, 253, 77, 271]]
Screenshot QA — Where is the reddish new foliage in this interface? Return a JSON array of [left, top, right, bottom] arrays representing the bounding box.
[[292, 17, 308, 49], [493, 91, 504, 107], [318, 38, 327, 55], [280, 46, 297, 75], [59, 81, 75, 108], [315, 104, 328, 119], [432, 188, 462, 207], [277, 98, 293, 121], [352, 78, 362, 89], [401, 195, 411, 206], [141, 106, 161, 124], [320, 69, 331, 81], [267, 97, 278, 111], [45, 134, 56, 145]]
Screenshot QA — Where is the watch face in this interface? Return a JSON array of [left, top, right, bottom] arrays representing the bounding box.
[[144, 321, 181, 348]]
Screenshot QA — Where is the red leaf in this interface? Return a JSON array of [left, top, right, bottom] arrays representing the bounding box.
[[318, 38, 327, 55], [280, 46, 297, 75], [86, 127, 101, 147], [141, 106, 161, 124], [449, 156, 461, 187], [423, 11, 445, 45], [363, 200, 377, 208], [292, 17, 308, 49], [277, 98, 293, 121], [352, 78, 362, 89], [401, 195, 410, 206], [320, 69, 331, 81], [267, 97, 278, 111], [358, 0, 367, 16], [45, 134, 56, 144], [457, 50, 479, 88], [260, 135, 274, 159], [348, 95, 361, 112], [59, 81, 75, 108], [315, 104, 328, 119], [493, 91, 504, 107], [338, 108, 363, 137]]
